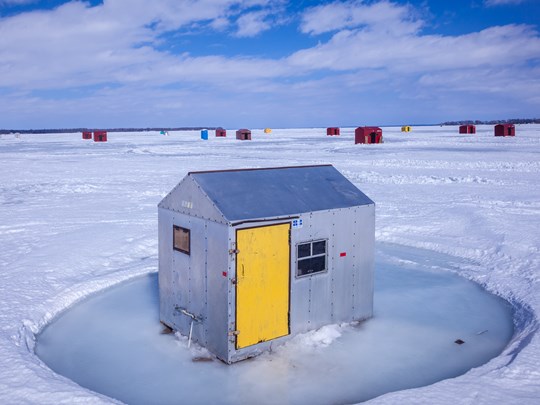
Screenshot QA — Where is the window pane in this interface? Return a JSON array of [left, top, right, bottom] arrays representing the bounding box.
[[173, 226, 190, 255], [312, 240, 326, 255], [297, 256, 326, 276], [297, 258, 313, 276], [311, 256, 326, 272], [297, 243, 311, 258]]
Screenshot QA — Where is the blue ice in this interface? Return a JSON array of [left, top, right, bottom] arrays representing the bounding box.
[[36, 243, 514, 404]]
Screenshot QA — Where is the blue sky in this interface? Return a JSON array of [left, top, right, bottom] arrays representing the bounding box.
[[0, 0, 539, 129]]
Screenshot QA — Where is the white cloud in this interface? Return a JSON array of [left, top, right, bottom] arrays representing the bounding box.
[[0, 0, 290, 91], [209, 17, 230, 31], [11, 0, 532, 96], [287, 2, 540, 121], [235, 10, 272, 37], [288, 24, 540, 73], [300, 0, 422, 36], [0, 0, 538, 127]]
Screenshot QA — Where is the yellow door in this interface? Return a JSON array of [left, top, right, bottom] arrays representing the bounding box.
[[236, 223, 290, 349]]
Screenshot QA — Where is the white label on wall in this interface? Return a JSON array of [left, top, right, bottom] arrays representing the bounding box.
[[181, 200, 193, 209], [292, 219, 303, 229]]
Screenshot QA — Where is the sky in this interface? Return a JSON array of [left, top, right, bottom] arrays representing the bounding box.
[[0, 0, 539, 129]]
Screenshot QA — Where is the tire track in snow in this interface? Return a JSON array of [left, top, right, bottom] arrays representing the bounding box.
[[342, 170, 512, 186], [342, 159, 540, 173]]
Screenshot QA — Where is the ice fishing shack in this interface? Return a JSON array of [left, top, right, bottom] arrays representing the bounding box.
[[158, 164, 375, 364], [494, 123, 515, 137]]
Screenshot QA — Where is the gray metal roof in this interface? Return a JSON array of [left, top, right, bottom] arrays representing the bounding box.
[[188, 165, 373, 222]]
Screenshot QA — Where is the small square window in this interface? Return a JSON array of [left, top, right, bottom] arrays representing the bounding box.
[[296, 239, 327, 277], [173, 225, 190, 255]]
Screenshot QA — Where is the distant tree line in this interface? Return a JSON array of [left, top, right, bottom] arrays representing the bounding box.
[[0, 127, 217, 135], [2, 120, 539, 134], [440, 118, 540, 126]]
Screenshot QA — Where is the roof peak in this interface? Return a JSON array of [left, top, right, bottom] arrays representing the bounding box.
[[188, 164, 333, 176]]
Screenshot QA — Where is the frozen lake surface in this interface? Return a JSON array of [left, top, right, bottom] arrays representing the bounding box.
[[1, 126, 538, 404], [36, 243, 513, 405]]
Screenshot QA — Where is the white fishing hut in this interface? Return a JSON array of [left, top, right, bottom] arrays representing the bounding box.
[[158, 165, 375, 363]]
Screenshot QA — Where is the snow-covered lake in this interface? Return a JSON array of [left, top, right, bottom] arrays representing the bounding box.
[[1, 126, 539, 404]]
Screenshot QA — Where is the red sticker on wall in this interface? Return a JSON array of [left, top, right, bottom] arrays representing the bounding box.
[[222, 271, 227, 277], [340, 252, 347, 257]]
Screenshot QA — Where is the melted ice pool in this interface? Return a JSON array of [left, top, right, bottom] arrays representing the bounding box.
[[36, 244, 514, 404]]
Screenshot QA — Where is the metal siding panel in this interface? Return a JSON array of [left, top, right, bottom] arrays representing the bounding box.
[[171, 214, 194, 337], [204, 221, 230, 360], [308, 271, 333, 330], [330, 209, 357, 323], [158, 210, 190, 335], [352, 204, 375, 321], [186, 217, 208, 345], [290, 212, 333, 334], [289, 214, 311, 335], [306, 212, 333, 329], [158, 208, 176, 329]]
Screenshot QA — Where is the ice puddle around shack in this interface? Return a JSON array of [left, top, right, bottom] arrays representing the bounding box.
[[36, 243, 514, 405]]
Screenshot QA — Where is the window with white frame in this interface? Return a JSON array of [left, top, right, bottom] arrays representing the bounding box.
[[297, 239, 327, 277]]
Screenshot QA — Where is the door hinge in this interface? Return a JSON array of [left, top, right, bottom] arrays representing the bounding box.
[[228, 330, 240, 336], [229, 242, 239, 255]]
